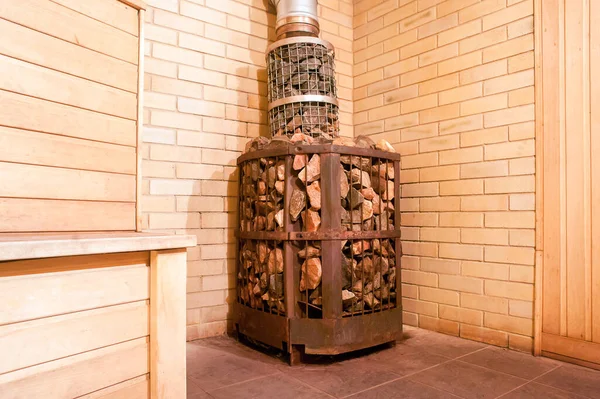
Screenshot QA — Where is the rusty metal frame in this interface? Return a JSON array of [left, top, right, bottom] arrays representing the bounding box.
[[234, 143, 402, 364]]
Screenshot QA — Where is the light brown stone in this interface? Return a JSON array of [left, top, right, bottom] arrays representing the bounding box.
[[267, 247, 283, 274], [301, 208, 321, 232], [340, 165, 350, 198], [350, 168, 371, 188], [289, 188, 306, 221], [293, 154, 307, 170], [274, 209, 284, 227], [298, 154, 320, 183], [376, 139, 395, 152], [300, 257, 322, 291], [307, 181, 322, 210]]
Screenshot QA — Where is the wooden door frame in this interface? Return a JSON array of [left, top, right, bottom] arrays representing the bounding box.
[[533, 0, 544, 356]]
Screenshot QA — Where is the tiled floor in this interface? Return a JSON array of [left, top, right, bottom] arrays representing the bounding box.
[[187, 326, 600, 399]]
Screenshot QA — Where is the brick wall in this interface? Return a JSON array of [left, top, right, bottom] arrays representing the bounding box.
[[141, 0, 353, 341], [353, 0, 535, 352]]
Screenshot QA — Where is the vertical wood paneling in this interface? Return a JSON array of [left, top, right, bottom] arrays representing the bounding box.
[[541, 0, 561, 336], [564, 0, 586, 340], [591, 0, 600, 344], [541, 0, 600, 362]]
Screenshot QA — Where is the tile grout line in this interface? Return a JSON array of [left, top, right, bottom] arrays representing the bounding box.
[[530, 367, 597, 399], [206, 371, 282, 393], [493, 364, 563, 399], [339, 347, 490, 398], [281, 372, 338, 399]]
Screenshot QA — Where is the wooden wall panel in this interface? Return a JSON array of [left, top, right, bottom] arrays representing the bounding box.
[[49, 0, 139, 36], [0, 19, 137, 92], [0, 0, 138, 64], [592, 0, 600, 345], [0, 0, 142, 233], [0, 90, 136, 146], [0, 262, 149, 325], [0, 301, 148, 374], [0, 162, 135, 202], [0, 126, 136, 174], [0, 337, 148, 399], [540, 0, 600, 364], [0, 198, 136, 232], [80, 375, 149, 399], [0, 55, 137, 119]]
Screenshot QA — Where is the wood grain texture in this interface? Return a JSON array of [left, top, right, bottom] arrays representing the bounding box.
[[542, 332, 600, 365], [150, 249, 187, 399], [0, 198, 136, 232], [541, 0, 561, 337], [0, 162, 135, 202], [540, 0, 599, 363], [0, 232, 196, 261], [592, 0, 600, 345], [0, 0, 138, 64], [0, 263, 149, 325], [136, 10, 145, 231], [0, 126, 136, 174], [0, 337, 148, 399], [0, 19, 137, 92], [0, 90, 136, 146], [79, 375, 149, 399], [49, 0, 139, 36], [0, 300, 149, 374], [0, 251, 149, 278], [0, 54, 137, 120]]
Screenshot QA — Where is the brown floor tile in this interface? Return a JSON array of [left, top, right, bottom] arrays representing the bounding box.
[[364, 343, 451, 376], [345, 378, 461, 398], [209, 374, 333, 399], [501, 382, 589, 399], [408, 360, 527, 399], [402, 330, 486, 359], [187, 378, 213, 399], [190, 336, 287, 366], [187, 346, 279, 391], [285, 358, 400, 398], [460, 347, 558, 380], [536, 364, 600, 398]]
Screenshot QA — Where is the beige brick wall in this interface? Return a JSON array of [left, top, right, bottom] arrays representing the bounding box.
[[353, 0, 535, 351], [141, 0, 353, 341]]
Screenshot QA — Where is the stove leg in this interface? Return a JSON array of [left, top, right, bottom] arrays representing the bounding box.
[[289, 344, 304, 366]]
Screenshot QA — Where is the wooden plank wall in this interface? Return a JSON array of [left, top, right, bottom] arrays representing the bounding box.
[[0, 252, 151, 398], [0, 0, 141, 232], [539, 0, 600, 366]]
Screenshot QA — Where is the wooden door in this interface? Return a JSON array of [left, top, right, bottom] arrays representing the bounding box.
[[538, 0, 600, 367]]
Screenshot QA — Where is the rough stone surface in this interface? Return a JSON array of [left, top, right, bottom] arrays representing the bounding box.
[[267, 248, 283, 274], [289, 188, 306, 221], [350, 168, 371, 188], [307, 181, 322, 210], [300, 257, 322, 291], [298, 154, 320, 184], [301, 208, 321, 232], [293, 154, 307, 170], [376, 139, 395, 152], [340, 165, 350, 198]]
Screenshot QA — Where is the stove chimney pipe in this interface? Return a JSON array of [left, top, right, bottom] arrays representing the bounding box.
[[270, 0, 320, 39]]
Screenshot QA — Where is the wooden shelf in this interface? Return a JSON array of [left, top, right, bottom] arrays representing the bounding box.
[[0, 232, 196, 262]]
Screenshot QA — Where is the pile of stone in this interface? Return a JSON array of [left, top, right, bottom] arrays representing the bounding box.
[[269, 102, 340, 138], [240, 134, 398, 316], [239, 156, 285, 232], [267, 42, 336, 102], [340, 238, 397, 314], [238, 240, 285, 314]]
